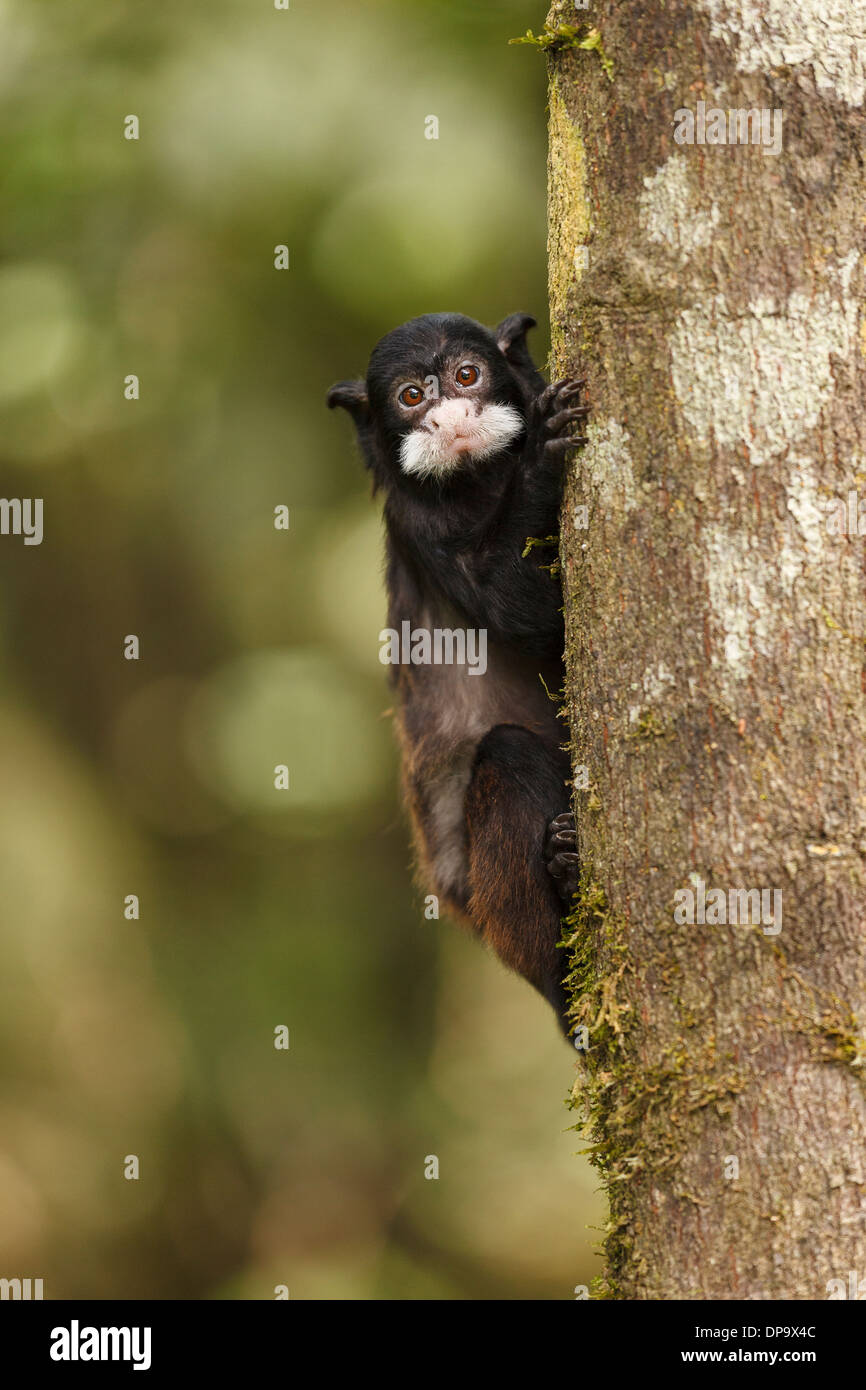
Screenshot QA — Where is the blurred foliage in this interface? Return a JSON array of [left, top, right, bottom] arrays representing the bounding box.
[[0, 0, 603, 1298]]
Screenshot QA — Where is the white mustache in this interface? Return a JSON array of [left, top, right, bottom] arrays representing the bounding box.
[[400, 400, 523, 478]]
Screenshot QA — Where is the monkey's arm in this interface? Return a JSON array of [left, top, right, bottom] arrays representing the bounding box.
[[415, 378, 587, 650], [432, 542, 562, 652], [505, 376, 587, 538]]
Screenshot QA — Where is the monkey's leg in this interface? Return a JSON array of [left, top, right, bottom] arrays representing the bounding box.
[[464, 724, 574, 1026]]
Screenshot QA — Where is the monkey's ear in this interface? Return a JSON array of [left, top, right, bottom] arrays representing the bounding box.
[[326, 379, 370, 426], [494, 312, 544, 390], [495, 312, 537, 361]]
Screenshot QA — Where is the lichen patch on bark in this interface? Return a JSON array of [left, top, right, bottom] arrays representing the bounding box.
[[670, 276, 859, 466], [700, 0, 866, 107], [640, 156, 721, 256], [547, 79, 591, 360]]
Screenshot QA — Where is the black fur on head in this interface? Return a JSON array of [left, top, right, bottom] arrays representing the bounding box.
[[327, 312, 545, 490]]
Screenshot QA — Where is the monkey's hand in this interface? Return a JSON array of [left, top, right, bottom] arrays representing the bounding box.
[[526, 377, 588, 468], [509, 377, 588, 539]]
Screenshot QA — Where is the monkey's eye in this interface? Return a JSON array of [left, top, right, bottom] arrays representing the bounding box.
[[455, 364, 479, 386], [398, 384, 424, 408]]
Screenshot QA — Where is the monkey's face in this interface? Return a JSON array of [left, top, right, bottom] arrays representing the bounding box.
[[367, 315, 528, 482], [391, 363, 524, 480]]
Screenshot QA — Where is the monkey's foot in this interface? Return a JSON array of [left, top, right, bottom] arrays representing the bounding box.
[[545, 812, 580, 905]]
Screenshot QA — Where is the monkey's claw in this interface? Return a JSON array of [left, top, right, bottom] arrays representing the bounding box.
[[545, 811, 580, 905]]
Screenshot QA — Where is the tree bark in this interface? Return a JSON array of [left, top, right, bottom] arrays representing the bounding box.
[[547, 0, 866, 1298]]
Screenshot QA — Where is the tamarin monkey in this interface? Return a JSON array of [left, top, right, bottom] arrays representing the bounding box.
[[327, 312, 587, 1028]]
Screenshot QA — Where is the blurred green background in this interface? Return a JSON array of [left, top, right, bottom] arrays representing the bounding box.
[[0, 0, 603, 1298]]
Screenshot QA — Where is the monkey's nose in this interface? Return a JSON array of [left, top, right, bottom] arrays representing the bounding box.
[[429, 401, 471, 428]]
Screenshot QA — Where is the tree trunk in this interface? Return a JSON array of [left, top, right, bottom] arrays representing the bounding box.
[[547, 0, 866, 1299]]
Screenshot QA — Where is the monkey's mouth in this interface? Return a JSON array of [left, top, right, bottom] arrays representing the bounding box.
[[441, 426, 485, 456], [400, 402, 523, 479]]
